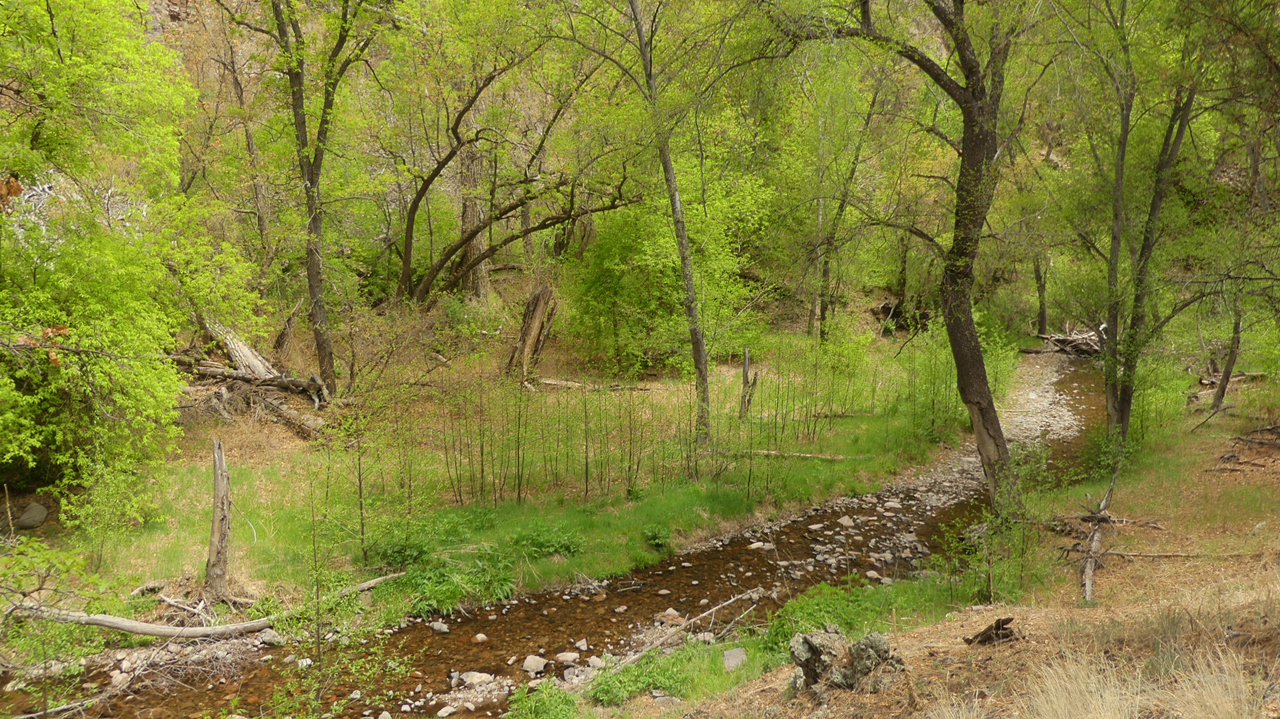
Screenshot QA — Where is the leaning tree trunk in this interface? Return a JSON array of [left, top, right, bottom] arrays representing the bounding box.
[[1211, 302, 1242, 411], [945, 106, 1011, 509], [205, 439, 232, 602], [506, 284, 557, 378]]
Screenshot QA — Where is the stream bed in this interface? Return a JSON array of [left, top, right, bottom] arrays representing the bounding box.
[[1, 355, 1105, 719]]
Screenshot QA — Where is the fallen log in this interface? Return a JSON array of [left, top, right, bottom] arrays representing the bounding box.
[[15, 572, 403, 638], [258, 395, 326, 438], [170, 357, 324, 396]]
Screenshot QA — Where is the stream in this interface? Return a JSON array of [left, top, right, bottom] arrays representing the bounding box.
[[1, 355, 1106, 719]]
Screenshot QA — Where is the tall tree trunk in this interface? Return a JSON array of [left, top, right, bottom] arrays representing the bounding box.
[[304, 192, 337, 395], [1211, 299, 1242, 411], [1033, 257, 1048, 335], [223, 40, 274, 295], [628, 0, 709, 443], [205, 439, 232, 602], [657, 139, 712, 443], [946, 103, 1011, 507], [818, 249, 832, 341], [458, 143, 491, 302]]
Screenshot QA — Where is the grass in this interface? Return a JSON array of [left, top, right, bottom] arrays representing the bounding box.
[[86, 324, 989, 613]]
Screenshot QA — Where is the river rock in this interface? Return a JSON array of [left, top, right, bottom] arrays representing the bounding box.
[[522, 655, 549, 675], [723, 648, 747, 671], [883, 501, 903, 510], [436, 706, 455, 718], [460, 671, 492, 687], [555, 652, 580, 664], [574, 638, 588, 651], [257, 628, 285, 646], [379, 713, 393, 719], [588, 655, 606, 669], [15, 503, 48, 529], [430, 621, 450, 633], [837, 515, 855, 528], [472, 633, 488, 643]]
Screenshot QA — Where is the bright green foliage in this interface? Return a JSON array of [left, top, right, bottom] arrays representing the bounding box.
[[507, 682, 582, 719], [569, 156, 771, 373], [0, 0, 191, 185], [586, 651, 688, 706]]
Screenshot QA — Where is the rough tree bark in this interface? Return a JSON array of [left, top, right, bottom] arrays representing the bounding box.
[[457, 142, 491, 302], [205, 439, 232, 602]]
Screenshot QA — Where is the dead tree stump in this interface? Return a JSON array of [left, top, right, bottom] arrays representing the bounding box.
[[205, 439, 232, 602], [506, 283, 557, 378]]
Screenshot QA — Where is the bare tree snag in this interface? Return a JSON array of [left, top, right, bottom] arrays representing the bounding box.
[[205, 439, 232, 603], [506, 283, 557, 378], [738, 348, 758, 420]]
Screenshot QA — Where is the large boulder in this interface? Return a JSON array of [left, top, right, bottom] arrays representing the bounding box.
[[788, 629, 893, 690], [15, 503, 48, 529]]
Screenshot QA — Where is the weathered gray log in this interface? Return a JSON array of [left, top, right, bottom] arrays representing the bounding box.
[[259, 395, 326, 438], [16, 572, 404, 638], [205, 439, 232, 602], [207, 320, 276, 379], [170, 358, 324, 396]]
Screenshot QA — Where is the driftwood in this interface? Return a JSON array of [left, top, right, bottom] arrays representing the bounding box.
[[170, 357, 325, 396], [1037, 331, 1101, 357], [207, 321, 276, 379], [258, 395, 326, 438], [1198, 372, 1267, 387], [738, 450, 854, 461], [14, 697, 96, 719], [538, 378, 649, 392], [1234, 436, 1280, 449], [15, 572, 404, 638]]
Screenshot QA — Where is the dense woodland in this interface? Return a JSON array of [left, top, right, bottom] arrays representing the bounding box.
[[1, 0, 1280, 553]]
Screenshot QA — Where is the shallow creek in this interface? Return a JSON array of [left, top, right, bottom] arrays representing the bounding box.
[[0, 355, 1105, 719]]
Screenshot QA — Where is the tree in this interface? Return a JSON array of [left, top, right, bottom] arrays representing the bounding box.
[[1052, 0, 1207, 449], [213, 0, 381, 396], [776, 0, 1038, 505], [553, 0, 779, 443]]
